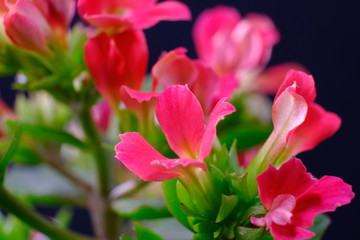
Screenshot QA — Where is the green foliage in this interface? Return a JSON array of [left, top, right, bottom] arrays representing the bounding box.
[[0, 125, 21, 183], [7, 121, 87, 150], [162, 179, 192, 231], [112, 198, 172, 220], [133, 222, 164, 240]]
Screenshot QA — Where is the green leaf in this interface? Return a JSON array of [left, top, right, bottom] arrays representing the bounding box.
[[227, 173, 249, 202], [220, 125, 272, 150], [192, 233, 215, 240], [134, 222, 164, 240], [112, 198, 171, 220], [235, 226, 264, 240], [12, 146, 43, 165], [308, 214, 331, 240], [141, 218, 193, 240], [216, 195, 238, 223], [7, 121, 87, 149], [240, 205, 267, 223], [162, 179, 192, 231], [4, 165, 81, 201], [0, 125, 21, 184]]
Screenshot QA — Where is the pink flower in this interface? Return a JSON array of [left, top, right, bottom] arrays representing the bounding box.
[[245, 70, 341, 197], [114, 85, 235, 181], [2, 0, 75, 53], [77, 0, 191, 33], [84, 29, 148, 109], [251, 158, 354, 240], [266, 70, 341, 163], [152, 47, 238, 115], [193, 5, 304, 94]]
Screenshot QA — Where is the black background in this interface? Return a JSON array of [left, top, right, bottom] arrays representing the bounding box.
[[1, 0, 359, 239]]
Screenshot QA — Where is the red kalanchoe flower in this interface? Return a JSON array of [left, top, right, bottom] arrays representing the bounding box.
[[193, 5, 304, 94], [114, 85, 235, 181], [266, 70, 341, 164], [152, 47, 238, 115], [2, 0, 75, 53], [246, 70, 341, 197], [77, 0, 191, 33], [251, 158, 354, 240], [84, 29, 148, 109]]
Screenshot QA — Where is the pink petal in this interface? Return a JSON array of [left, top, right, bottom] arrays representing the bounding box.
[[151, 158, 207, 175], [85, 30, 148, 107], [85, 32, 123, 106], [286, 103, 341, 156], [251, 194, 296, 228], [112, 29, 148, 90], [134, 0, 191, 29], [256, 158, 316, 210], [275, 70, 316, 104], [190, 61, 221, 115], [212, 74, 239, 106], [193, 5, 241, 64], [270, 223, 315, 240], [4, 12, 49, 54], [120, 86, 159, 122], [114, 133, 178, 181], [267, 83, 308, 160], [198, 97, 235, 160], [152, 48, 198, 88], [156, 85, 204, 159], [255, 63, 307, 94], [292, 175, 354, 227], [83, 14, 133, 32]]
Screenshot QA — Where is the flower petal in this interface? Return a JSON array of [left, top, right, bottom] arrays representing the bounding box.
[[198, 97, 235, 160], [193, 5, 241, 64], [275, 70, 316, 104], [286, 103, 341, 156], [255, 63, 307, 94], [151, 158, 207, 175], [4, 12, 49, 54], [156, 85, 204, 159], [270, 223, 315, 240], [256, 158, 316, 209], [292, 175, 354, 227], [152, 48, 197, 88], [266, 83, 308, 161], [115, 132, 178, 181], [134, 0, 191, 29]]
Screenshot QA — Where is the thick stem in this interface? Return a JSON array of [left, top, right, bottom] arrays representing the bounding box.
[[79, 106, 110, 196], [78, 105, 120, 240], [0, 186, 92, 240]]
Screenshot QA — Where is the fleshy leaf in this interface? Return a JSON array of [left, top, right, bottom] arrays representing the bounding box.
[[162, 179, 192, 231], [235, 226, 264, 240], [134, 222, 164, 240], [0, 125, 21, 184], [112, 198, 171, 220], [215, 195, 238, 223]]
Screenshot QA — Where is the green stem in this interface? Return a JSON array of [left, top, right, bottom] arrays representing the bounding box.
[[78, 104, 120, 240], [79, 105, 110, 196], [0, 186, 92, 240]]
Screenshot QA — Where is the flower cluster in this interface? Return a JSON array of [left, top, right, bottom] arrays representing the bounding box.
[[0, 1, 354, 240]]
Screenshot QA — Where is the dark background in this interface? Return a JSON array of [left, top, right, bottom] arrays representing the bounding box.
[[1, 0, 359, 239]]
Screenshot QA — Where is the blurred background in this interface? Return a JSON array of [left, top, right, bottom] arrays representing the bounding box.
[[1, 0, 359, 239]]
